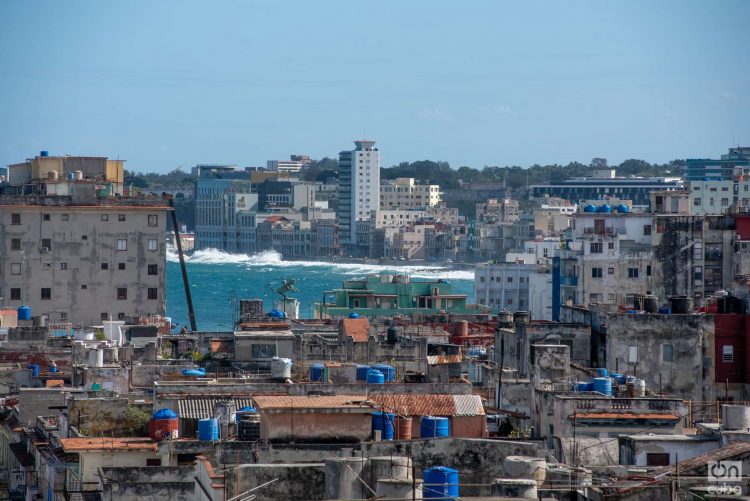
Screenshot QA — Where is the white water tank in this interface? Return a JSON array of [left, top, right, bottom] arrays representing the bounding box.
[[88, 348, 103, 367], [271, 357, 293, 380]]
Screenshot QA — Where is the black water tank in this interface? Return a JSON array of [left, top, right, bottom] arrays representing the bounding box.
[[670, 296, 693, 314], [386, 326, 398, 345], [643, 296, 658, 314]]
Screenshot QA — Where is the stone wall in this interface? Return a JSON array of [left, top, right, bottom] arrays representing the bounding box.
[[225, 463, 326, 501]]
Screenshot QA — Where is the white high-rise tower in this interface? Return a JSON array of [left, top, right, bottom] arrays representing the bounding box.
[[338, 140, 380, 254]]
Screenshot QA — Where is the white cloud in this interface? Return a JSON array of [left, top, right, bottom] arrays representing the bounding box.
[[417, 107, 452, 122]]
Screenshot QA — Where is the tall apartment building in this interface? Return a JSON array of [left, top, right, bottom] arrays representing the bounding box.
[[379, 178, 441, 209], [338, 140, 380, 256], [1, 152, 168, 326]]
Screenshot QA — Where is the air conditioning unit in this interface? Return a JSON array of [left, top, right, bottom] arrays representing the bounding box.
[[40, 247, 49, 253]]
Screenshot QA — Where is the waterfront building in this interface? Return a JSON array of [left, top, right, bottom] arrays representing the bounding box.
[[315, 273, 474, 318], [194, 165, 253, 251], [475, 198, 519, 223], [379, 177, 441, 209], [530, 168, 683, 209], [1, 152, 168, 326], [338, 140, 380, 256], [474, 262, 537, 313]]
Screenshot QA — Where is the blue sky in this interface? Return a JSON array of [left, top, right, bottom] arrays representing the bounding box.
[[1, 1, 748, 172]]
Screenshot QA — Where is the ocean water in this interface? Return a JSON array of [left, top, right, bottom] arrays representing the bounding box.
[[166, 249, 475, 331]]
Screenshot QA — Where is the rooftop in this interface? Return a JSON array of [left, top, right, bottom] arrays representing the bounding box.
[[370, 394, 485, 417], [340, 317, 370, 343], [252, 395, 371, 411], [60, 437, 157, 452]]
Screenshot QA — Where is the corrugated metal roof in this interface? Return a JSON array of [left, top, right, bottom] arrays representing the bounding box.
[[370, 394, 484, 417], [176, 397, 255, 419], [252, 395, 370, 410], [426, 354, 462, 365]]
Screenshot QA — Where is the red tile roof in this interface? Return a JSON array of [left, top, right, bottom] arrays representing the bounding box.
[[341, 318, 370, 343], [60, 437, 157, 452]]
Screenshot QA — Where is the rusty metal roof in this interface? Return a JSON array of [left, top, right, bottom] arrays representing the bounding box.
[[60, 437, 157, 452], [426, 354, 463, 365], [341, 317, 370, 343], [176, 397, 254, 419], [252, 395, 371, 410], [210, 340, 233, 354], [370, 394, 484, 417]]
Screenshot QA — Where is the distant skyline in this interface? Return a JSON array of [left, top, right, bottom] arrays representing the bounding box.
[[1, 1, 749, 173]]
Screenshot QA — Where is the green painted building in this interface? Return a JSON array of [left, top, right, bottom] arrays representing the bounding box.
[[315, 273, 478, 318]]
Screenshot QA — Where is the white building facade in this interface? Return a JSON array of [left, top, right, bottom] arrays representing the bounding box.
[[338, 140, 380, 255]]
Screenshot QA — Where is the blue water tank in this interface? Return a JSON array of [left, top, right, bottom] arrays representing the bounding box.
[[310, 363, 326, 381], [198, 418, 219, 441], [420, 416, 450, 438], [27, 364, 40, 377], [67, 172, 76, 181], [356, 365, 371, 381], [182, 369, 205, 377], [597, 204, 612, 213], [371, 412, 395, 440], [48, 365, 58, 373], [616, 204, 629, 213], [609, 372, 626, 385], [573, 382, 590, 392], [372, 363, 395, 382], [595, 368, 608, 377], [18, 306, 31, 321], [583, 204, 598, 213], [237, 406, 257, 413], [348, 312, 359, 319], [593, 377, 612, 396], [366, 369, 385, 384], [658, 306, 672, 315], [153, 408, 178, 420], [40, 150, 49, 157], [423, 466, 459, 499]]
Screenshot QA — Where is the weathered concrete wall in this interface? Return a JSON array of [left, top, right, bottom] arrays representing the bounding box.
[[100, 466, 194, 501], [17, 388, 65, 425], [618, 436, 720, 466], [364, 438, 540, 497], [259, 410, 372, 443], [498, 379, 532, 418], [225, 463, 326, 501], [604, 313, 714, 402], [131, 362, 195, 388]]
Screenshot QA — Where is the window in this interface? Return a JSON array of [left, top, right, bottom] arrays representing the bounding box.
[[60, 262, 67, 270], [117, 239, 127, 251], [41, 239, 51, 250], [507, 298, 513, 305], [40, 288, 51, 300], [590, 242, 603, 254], [647, 453, 670, 466], [11, 239, 21, 250], [591, 267, 603, 278], [42, 263, 51, 270], [101, 263, 109, 270], [61, 214, 69, 221], [117, 288, 127, 300], [694, 198, 702, 206], [694, 266, 703, 281], [646, 265, 652, 277], [101, 214, 109, 221], [146, 459, 162, 467], [101, 313, 109, 322], [11, 213, 20, 225], [479, 276, 485, 283], [118, 214, 126, 221], [148, 264, 158, 275], [11, 263, 21, 275], [507, 277, 513, 283], [82, 235, 88, 240], [723, 345, 734, 363], [148, 215, 158, 227], [251, 344, 277, 358], [148, 239, 158, 251], [148, 288, 158, 300], [608, 242, 614, 249], [42, 213, 50, 221], [81, 285, 87, 289], [11, 288, 21, 300], [643, 225, 651, 236], [628, 268, 639, 278], [118, 313, 125, 320], [722, 198, 729, 207], [59, 312, 67, 321], [608, 267, 614, 275], [663, 344, 673, 363], [607, 293, 615, 301], [118, 263, 126, 270]]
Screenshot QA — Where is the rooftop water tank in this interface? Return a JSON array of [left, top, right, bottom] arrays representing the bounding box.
[[423, 467, 459, 500], [40, 150, 49, 157], [198, 418, 219, 441], [597, 204, 612, 213], [616, 204, 629, 213], [310, 363, 326, 382], [420, 416, 450, 438], [271, 357, 293, 379], [372, 363, 395, 382], [18, 306, 31, 321], [348, 312, 359, 319], [583, 204, 598, 213], [366, 369, 385, 384], [149, 408, 179, 442], [371, 412, 395, 440], [356, 365, 371, 381]]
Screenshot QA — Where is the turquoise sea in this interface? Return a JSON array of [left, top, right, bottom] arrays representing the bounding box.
[[166, 249, 475, 331]]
